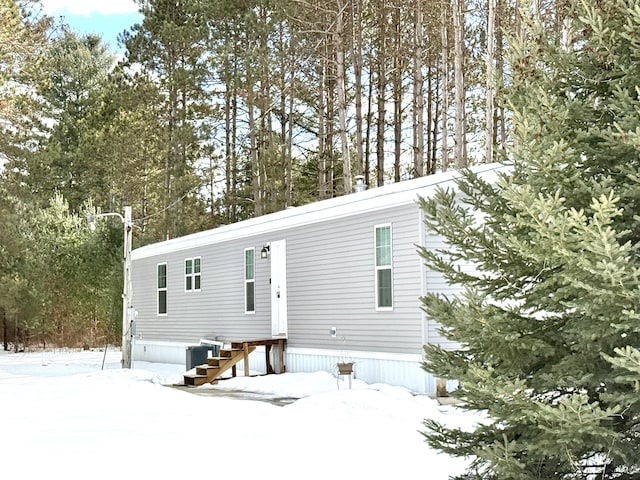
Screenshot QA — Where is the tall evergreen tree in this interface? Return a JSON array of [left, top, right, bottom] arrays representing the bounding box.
[[419, 0, 640, 478], [123, 0, 211, 239], [36, 32, 114, 212]]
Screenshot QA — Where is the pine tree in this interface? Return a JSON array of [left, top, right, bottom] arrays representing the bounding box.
[[418, 0, 640, 478]]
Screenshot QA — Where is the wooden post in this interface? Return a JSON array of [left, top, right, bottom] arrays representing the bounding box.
[[2, 310, 8, 351], [436, 378, 448, 397], [278, 339, 286, 373], [243, 342, 250, 377], [265, 344, 273, 374]]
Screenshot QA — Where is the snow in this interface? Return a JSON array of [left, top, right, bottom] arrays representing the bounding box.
[[0, 349, 483, 479]]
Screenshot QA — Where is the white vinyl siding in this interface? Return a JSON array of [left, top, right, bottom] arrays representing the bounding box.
[[375, 224, 393, 310], [157, 262, 167, 315], [132, 205, 421, 353], [185, 257, 201, 292], [244, 248, 255, 313], [131, 163, 505, 357]]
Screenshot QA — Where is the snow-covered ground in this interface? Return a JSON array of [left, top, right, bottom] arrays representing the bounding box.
[[0, 349, 482, 479]]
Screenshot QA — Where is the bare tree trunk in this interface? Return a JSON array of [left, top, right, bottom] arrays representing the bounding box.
[[231, 87, 238, 222], [440, 2, 449, 171], [392, 0, 402, 183], [248, 88, 261, 216], [496, 0, 506, 147], [365, 66, 374, 187], [485, 0, 496, 164], [353, 0, 365, 178], [532, 0, 541, 22], [164, 50, 177, 239], [412, 0, 425, 178], [560, 15, 573, 50], [286, 59, 295, 207], [452, 0, 467, 168], [376, 0, 386, 186], [318, 50, 327, 200], [326, 50, 336, 197], [432, 65, 440, 174], [336, 1, 352, 194], [426, 63, 434, 175], [280, 24, 288, 206], [514, 0, 522, 41], [224, 67, 233, 222]]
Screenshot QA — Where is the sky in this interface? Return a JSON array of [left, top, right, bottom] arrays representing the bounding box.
[[40, 0, 143, 52], [0, 348, 485, 479]]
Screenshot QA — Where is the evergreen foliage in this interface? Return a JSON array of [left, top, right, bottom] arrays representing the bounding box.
[[419, 0, 640, 478]]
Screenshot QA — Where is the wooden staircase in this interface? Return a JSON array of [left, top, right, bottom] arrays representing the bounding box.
[[183, 344, 256, 386]]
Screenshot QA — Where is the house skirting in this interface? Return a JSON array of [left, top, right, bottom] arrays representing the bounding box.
[[132, 339, 439, 394], [286, 347, 433, 394], [133, 339, 194, 364]]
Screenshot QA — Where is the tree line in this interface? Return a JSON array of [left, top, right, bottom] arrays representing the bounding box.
[[0, 0, 567, 343]]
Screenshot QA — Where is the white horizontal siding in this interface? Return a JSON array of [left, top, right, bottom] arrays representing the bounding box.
[[133, 238, 273, 344], [421, 225, 473, 350], [282, 203, 423, 355]]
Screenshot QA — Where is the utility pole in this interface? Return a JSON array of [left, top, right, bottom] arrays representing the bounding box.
[[87, 206, 134, 368], [122, 206, 133, 368]]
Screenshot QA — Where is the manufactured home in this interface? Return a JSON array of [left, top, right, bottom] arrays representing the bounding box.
[[131, 163, 505, 394]]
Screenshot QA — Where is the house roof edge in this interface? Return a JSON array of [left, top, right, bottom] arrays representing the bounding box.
[[131, 162, 508, 260]]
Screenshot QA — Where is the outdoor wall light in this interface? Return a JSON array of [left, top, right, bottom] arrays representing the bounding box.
[[354, 175, 367, 192], [261, 244, 270, 259]]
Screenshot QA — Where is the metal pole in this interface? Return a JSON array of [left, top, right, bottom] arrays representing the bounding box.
[[122, 206, 133, 368]]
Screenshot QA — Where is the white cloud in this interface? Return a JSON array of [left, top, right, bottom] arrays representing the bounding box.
[[40, 0, 139, 16]]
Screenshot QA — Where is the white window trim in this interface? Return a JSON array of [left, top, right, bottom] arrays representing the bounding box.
[[374, 223, 394, 311], [157, 262, 168, 316], [244, 247, 255, 314], [184, 257, 201, 292]]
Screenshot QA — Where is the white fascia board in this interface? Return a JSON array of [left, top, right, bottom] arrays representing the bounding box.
[[131, 163, 508, 261]]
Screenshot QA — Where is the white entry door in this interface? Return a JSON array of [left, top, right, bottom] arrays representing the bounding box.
[[270, 239, 288, 337]]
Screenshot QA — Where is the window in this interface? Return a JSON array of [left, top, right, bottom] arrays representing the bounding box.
[[375, 224, 393, 309], [185, 257, 201, 292], [157, 263, 167, 315], [244, 248, 255, 313]]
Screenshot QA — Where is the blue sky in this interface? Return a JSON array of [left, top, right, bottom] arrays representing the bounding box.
[[40, 0, 143, 52]]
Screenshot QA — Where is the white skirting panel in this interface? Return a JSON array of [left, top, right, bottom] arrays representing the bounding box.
[[133, 339, 193, 364], [133, 339, 269, 373], [133, 340, 437, 394], [285, 347, 434, 394]]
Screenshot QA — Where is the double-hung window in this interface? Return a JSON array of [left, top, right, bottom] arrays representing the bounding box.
[[157, 263, 167, 315], [244, 248, 255, 313], [375, 224, 393, 309], [185, 257, 201, 292]]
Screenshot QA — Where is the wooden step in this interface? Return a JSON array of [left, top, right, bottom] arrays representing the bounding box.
[[183, 374, 209, 386], [196, 364, 220, 376], [219, 348, 243, 358], [182, 345, 257, 386], [208, 357, 229, 366]]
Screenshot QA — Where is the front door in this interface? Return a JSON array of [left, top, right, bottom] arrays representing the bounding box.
[[270, 240, 288, 337]]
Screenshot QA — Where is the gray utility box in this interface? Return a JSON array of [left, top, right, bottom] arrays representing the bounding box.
[[185, 344, 220, 370]]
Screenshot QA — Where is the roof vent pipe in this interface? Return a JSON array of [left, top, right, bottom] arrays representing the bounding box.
[[354, 175, 367, 193]]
